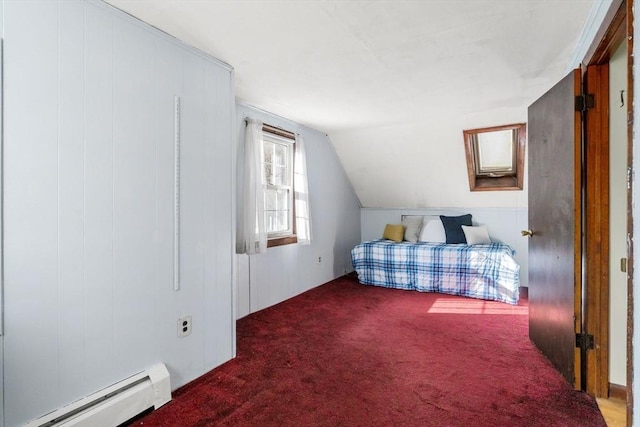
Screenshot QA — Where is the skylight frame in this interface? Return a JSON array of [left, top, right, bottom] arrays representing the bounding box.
[[463, 123, 526, 191]]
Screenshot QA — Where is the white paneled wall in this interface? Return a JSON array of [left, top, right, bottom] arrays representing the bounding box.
[[361, 207, 529, 288], [2, 2, 234, 426], [235, 104, 361, 318], [0, 1, 4, 425]]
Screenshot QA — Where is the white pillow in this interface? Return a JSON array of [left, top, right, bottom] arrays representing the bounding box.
[[461, 224, 491, 245], [401, 216, 423, 243], [419, 219, 446, 243]]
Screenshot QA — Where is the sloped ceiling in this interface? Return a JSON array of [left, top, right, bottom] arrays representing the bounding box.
[[107, 0, 595, 208]]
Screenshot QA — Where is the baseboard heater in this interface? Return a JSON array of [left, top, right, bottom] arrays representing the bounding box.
[[25, 363, 171, 427]]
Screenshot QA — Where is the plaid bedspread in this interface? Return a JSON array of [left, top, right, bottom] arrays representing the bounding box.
[[351, 239, 520, 305]]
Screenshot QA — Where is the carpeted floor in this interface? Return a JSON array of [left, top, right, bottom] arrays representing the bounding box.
[[130, 275, 605, 426]]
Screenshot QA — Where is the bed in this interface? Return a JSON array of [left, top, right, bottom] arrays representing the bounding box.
[[351, 215, 520, 305]]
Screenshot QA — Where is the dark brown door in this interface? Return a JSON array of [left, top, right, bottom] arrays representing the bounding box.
[[527, 69, 582, 388]]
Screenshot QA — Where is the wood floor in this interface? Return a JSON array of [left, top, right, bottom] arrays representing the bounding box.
[[597, 398, 626, 426]]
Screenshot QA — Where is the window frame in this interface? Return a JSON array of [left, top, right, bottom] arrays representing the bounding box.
[[262, 126, 298, 248], [463, 123, 526, 191]]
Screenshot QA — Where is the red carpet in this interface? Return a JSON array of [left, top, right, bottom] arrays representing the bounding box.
[[131, 275, 605, 426]]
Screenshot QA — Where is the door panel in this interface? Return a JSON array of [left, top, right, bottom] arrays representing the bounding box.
[[527, 69, 581, 387]]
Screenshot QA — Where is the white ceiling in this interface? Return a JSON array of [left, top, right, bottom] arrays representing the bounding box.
[[107, 0, 596, 208]]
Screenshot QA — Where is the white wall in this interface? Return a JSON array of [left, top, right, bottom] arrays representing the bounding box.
[[2, 2, 234, 426], [331, 113, 530, 209], [609, 41, 628, 387], [235, 103, 361, 318], [361, 207, 528, 288], [0, 1, 4, 424]]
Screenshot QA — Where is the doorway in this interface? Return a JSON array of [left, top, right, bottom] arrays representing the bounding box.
[[607, 40, 628, 401], [526, 0, 632, 407], [581, 0, 631, 402]]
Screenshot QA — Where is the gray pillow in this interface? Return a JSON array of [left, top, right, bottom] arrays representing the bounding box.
[[462, 224, 491, 244], [401, 216, 423, 243]]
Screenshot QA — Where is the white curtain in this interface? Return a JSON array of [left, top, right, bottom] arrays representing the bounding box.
[[294, 134, 312, 245], [241, 119, 267, 254]]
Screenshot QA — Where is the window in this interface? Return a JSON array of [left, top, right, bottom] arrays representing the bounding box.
[[262, 126, 297, 247], [463, 123, 526, 191]]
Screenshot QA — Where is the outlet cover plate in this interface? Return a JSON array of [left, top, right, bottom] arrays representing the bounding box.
[[178, 315, 192, 338]]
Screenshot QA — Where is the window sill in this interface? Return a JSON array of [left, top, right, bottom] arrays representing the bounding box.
[[267, 235, 298, 248], [470, 176, 522, 191]]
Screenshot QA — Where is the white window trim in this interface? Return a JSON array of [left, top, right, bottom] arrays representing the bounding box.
[[262, 131, 296, 241]]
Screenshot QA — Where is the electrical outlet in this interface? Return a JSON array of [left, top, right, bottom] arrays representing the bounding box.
[[318, 256, 322, 263], [178, 315, 192, 338]]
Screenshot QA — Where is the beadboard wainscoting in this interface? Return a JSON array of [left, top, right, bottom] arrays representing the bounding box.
[[361, 207, 529, 288]]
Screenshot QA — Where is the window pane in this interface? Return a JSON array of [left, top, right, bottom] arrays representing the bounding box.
[[264, 141, 273, 165], [275, 165, 287, 186], [276, 188, 289, 209], [265, 210, 290, 234], [276, 210, 289, 232], [264, 188, 290, 234], [274, 143, 287, 166], [476, 130, 514, 171], [264, 162, 274, 185], [265, 211, 277, 233], [265, 188, 277, 211], [265, 188, 288, 210]]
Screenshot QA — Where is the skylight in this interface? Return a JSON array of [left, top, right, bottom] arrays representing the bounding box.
[[463, 123, 526, 191]]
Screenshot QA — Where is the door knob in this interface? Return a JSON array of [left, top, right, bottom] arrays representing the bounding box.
[[521, 229, 534, 237]]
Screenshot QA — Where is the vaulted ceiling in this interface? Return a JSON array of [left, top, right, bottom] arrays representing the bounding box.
[[107, 0, 596, 208]]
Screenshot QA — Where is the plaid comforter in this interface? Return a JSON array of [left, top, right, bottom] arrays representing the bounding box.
[[351, 239, 520, 305]]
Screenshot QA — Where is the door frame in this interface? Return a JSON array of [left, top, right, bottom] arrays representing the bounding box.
[[579, 0, 633, 412], [626, 3, 634, 424], [583, 61, 610, 398]]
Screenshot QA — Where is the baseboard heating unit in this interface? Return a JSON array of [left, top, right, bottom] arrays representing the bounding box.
[[25, 363, 171, 427]]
